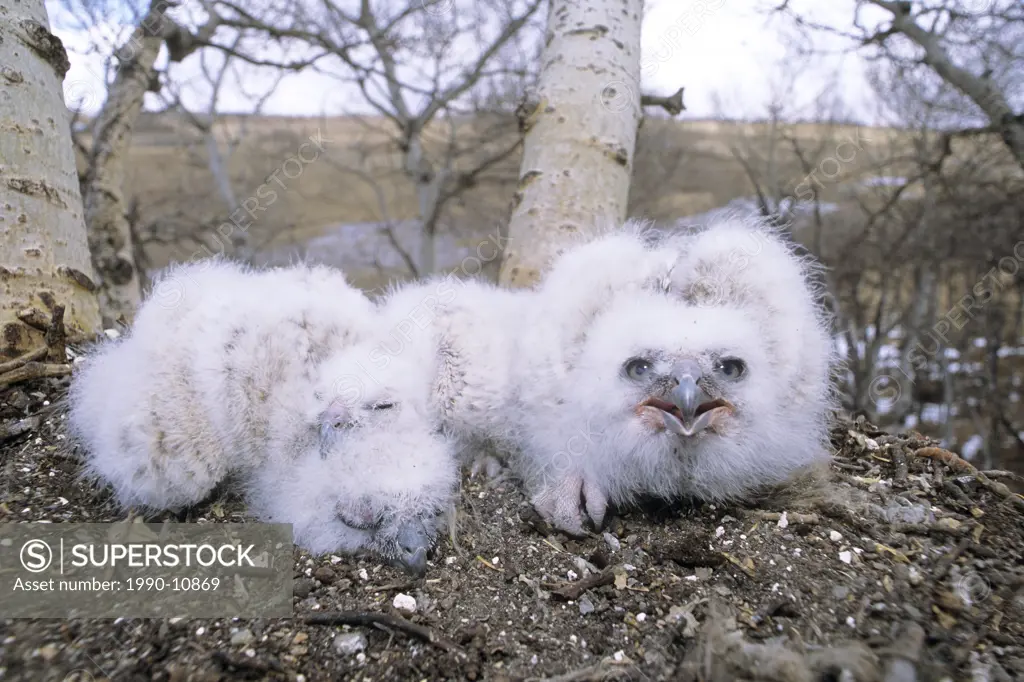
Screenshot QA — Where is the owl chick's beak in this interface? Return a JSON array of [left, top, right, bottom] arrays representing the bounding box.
[[637, 361, 734, 437], [391, 518, 431, 576]]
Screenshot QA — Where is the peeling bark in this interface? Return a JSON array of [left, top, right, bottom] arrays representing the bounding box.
[[499, 0, 644, 288], [0, 0, 101, 357]]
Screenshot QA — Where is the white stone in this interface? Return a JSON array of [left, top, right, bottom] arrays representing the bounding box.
[[392, 593, 417, 613]]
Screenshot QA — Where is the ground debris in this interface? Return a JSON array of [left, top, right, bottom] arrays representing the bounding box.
[[1, 387, 1022, 681]]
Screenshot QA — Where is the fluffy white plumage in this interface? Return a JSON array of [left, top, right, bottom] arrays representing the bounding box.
[[512, 217, 838, 534], [68, 259, 458, 574], [373, 275, 530, 462]]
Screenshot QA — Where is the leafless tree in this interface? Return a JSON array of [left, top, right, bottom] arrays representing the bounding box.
[[200, 0, 544, 275], [773, 0, 1024, 171], [60, 0, 219, 322]]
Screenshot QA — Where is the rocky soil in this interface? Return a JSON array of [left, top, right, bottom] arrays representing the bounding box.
[[1, 374, 1023, 681]]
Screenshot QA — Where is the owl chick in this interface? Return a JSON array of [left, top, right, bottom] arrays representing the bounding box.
[[515, 217, 837, 535], [68, 260, 457, 574], [372, 274, 531, 464]]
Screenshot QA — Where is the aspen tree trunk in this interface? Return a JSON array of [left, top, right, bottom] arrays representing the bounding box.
[[0, 0, 101, 357], [499, 0, 644, 288], [82, 1, 171, 324]]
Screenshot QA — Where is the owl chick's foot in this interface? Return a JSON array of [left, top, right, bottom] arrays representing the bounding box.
[[531, 474, 608, 537], [468, 454, 504, 480]]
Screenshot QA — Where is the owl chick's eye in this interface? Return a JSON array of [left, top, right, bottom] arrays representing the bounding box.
[[624, 358, 653, 381], [716, 357, 746, 380], [370, 401, 396, 411]]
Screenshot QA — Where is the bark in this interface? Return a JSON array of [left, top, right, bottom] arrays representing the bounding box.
[[81, 2, 174, 324], [868, 0, 1024, 172], [499, 0, 644, 288], [0, 0, 101, 357]]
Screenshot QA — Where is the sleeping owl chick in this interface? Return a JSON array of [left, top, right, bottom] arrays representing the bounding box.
[[245, 341, 459, 575], [69, 260, 457, 573], [515, 217, 837, 535]]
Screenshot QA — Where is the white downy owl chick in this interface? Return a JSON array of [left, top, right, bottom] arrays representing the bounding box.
[[68, 259, 457, 573], [515, 217, 837, 535], [372, 275, 531, 462]]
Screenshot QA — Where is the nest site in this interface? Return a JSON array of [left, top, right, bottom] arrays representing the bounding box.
[[1, 370, 1023, 682]]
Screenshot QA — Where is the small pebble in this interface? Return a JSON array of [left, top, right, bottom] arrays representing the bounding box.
[[603, 532, 621, 551], [830, 530, 843, 542], [230, 629, 254, 646], [314, 566, 336, 584], [578, 596, 595, 615], [636, 613, 646, 622], [839, 551, 853, 564], [333, 632, 368, 655], [393, 593, 417, 613]]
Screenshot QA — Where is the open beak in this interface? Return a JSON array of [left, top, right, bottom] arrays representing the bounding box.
[[638, 360, 734, 437]]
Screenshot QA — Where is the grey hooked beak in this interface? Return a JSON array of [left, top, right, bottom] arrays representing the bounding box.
[[391, 519, 431, 577], [659, 360, 719, 437], [670, 360, 708, 423]]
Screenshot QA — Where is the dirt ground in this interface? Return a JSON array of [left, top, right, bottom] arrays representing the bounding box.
[[1, 374, 1023, 682]]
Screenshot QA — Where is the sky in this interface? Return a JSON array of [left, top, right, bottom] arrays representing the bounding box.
[[46, 0, 882, 123]]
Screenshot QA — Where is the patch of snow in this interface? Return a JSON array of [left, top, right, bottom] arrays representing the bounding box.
[[960, 435, 983, 461], [997, 346, 1024, 358], [903, 414, 919, 429], [861, 175, 907, 187], [920, 403, 946, 424]]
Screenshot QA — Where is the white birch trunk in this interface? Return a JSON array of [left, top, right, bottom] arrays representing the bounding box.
[[499, 0, 644, 288], [0, 0, 101, 356]]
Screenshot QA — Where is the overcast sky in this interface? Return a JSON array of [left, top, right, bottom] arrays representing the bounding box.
[[47, 0, 882, 122]]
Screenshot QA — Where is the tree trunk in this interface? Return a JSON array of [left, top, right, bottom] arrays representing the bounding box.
[[81, 1, 169, 324], [0, 0, 101, 357], [499, 0, 644, 288]]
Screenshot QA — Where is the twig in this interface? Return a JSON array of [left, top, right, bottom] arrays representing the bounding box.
[[16, 307, 50, 332], [757, 511, 820, 525], [45, 305, 67, 363], [0, 347, 47, 375], [530, 659, 635, 682], [981, 470, 1024, 485], [545, 567, 617, 601], [912, 447, 976, 475], [367, 580, 418, 593], [641, 87, 686, 116], [0, 362, 73, 390], [304, 610, 461, 653]]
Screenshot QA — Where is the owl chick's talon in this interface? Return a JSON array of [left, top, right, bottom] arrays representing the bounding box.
[[531, 474, 588, 537], [583, 478, 608, 529]]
